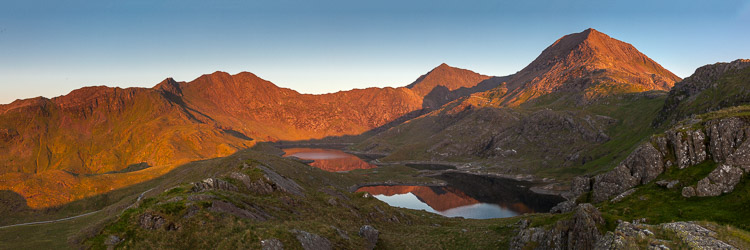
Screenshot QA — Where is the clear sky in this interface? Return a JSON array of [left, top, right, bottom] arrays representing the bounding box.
[[1, 0, 749, 104]]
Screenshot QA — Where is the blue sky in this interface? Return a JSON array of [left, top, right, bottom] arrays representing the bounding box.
[[1, 0, 749, 104]]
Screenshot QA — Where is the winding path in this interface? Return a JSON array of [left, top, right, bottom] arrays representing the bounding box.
[[0, 188, 154, 230]]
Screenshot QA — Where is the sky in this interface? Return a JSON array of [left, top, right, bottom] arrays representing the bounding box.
[[1, 0, 749, 104]]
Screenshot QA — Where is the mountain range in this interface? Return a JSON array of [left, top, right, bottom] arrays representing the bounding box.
[[2, 27, 750, 249]]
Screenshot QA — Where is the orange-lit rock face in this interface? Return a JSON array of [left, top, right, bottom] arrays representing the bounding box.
[[282, 148, 376, 172]]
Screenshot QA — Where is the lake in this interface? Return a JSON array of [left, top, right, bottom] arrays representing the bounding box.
[[284, 147, 563, 219], [357, 172, 564, 219], [282, 147, 377, 172]]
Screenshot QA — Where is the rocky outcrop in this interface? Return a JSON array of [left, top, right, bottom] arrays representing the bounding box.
[[661, 222, 737, 249], [138, 212, 168, 230], [655, 59, 750, 126], [591, 116, 750, 202], [511, 203, 604, 249], [291, 230, 332, 250], [595, 221, 737, 250], [359, 225, 379, 250], [192, 178, 238, 192], [682, 164, 744, 197], [257, 165, 305, 197], [592, 142, 663, 202]]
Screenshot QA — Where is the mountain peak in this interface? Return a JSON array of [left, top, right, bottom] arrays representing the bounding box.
[[406, 64, 491, 96], [497, 28, 681, 105]]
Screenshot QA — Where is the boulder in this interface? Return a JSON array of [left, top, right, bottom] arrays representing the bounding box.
[[257, 165, 305, 197], [359, 225, 379, 250], [511, 204, 604, 249], [291, 230, 332, 250], [685, 164, 744, 197], [261, 238, 284, 250], [706, 117, 748, 163], [550, 200, 577, 213], [138, 212, 166, 230]]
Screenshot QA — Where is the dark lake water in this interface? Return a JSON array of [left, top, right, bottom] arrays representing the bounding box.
[[358, 173, 564, 219], [284, 147, 563, 219], [282, 148, 377, 172]]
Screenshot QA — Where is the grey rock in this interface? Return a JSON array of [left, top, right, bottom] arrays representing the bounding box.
[[726, 138, 750, 171], [257, 165, 305, 197], [138, 212, 166, 230], [230, 171, 275, 195], [661, 222, 738, 249], [562, 176, 592, 200], [684, 164, 744, 197], [192, 178, 238, 192], [592, 142, 663, 202], [655, 180, 679, 189], [610, 188, 636, 203], [668, 129, 707, 169], [261, 238, 284, 250], [550, 200, 577, 213], [104, 235, 122, 248], [511, 204, 604, 249], [682, 186, 696, 198], [706, 117, 748, 163], [291, 230, 332, 250], [359, 225, 379, 250]]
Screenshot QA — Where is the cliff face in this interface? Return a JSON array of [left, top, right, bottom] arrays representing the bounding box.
[[655, 59, 750, 126], [590, 115, 750, 202], [582, 59, 750, 203]]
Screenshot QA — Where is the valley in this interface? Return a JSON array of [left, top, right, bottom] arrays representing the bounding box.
[[1, 28, 750, 249]]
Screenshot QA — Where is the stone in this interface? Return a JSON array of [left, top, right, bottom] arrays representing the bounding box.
[[655, 180, 679, 189], [257, 165, 305, 197], [261, 238, 284, 250], [550, 200, 577, 213], [661, 222, 738, 249], [511, 204, 604, 249], [104, 235, 122, 249], [291, 230, 332, 250], [692, 164, 744, 197], [192, 178, 238, 192], [682, 187, 696, 198], [706, 117, 747, 163], [359, 225, 379, 250], [562, 176, 592, 200], [610, 188, 636, 203], [138, 212, 166, 230]]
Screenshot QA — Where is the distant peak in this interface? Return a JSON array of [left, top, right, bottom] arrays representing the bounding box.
[[154, 77, 182, 95]]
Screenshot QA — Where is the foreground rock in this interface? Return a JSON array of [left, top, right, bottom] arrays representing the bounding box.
[[596, 220, 737, 249], [291, 230, 332, 250], [585, 116, 750, 203], [511, 203, 604, 249], [359, 225, 379, 250]]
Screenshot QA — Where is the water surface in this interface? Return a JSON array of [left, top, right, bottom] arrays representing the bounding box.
[[357, 173, 563, 219], [282, 148, 377, 172]]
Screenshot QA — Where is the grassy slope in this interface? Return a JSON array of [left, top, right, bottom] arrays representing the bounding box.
[[0, 144, 533, 249], [356, 91, 667, 181]]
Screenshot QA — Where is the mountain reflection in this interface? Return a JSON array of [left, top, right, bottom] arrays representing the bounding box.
[[357, 185, 536, 218], [283, 148, 377, 172]]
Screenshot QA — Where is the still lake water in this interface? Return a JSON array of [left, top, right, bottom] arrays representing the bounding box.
[[284, 148, 563, 219], [282, 148, 377, 172]]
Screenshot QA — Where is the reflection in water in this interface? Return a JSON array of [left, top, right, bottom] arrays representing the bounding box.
[[283, 148, 377, 172], [357, 185, 535, 219]]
